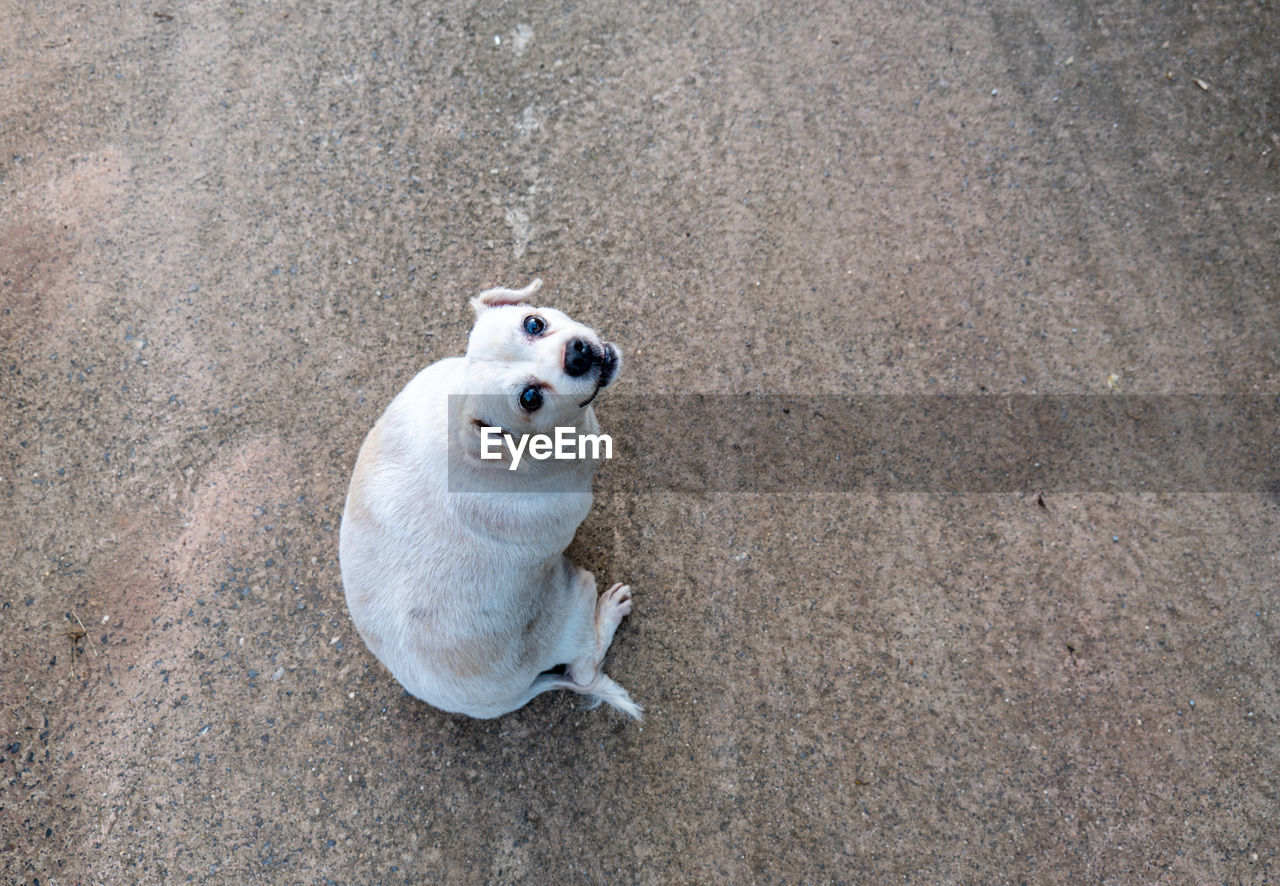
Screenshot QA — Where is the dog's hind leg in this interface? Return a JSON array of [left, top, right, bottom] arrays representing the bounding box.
[[525, 564, 640, 720], [563, 579, 641, 719]]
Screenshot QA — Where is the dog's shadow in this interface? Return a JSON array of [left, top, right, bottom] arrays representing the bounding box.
[[388, 682, 637, 767]]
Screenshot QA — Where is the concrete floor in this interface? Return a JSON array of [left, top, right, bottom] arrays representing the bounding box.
[[3, 0, 1278, 882]]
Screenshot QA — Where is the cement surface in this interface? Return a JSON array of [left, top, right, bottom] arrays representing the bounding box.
[[2, 0, 1277, 882]]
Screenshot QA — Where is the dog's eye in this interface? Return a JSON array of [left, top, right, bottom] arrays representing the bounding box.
[[518, 386, 543, 412], [522, 315, 546, 336]]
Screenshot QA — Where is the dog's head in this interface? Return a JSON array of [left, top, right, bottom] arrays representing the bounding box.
[[462, 278, 622, 433]]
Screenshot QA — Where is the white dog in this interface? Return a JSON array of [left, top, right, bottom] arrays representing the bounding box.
[[339, 279, 640, 719]]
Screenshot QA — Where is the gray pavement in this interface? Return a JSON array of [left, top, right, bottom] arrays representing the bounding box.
[[2, 0, 1277, 882]]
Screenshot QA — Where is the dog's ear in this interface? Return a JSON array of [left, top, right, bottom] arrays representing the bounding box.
[[470, 278, 543, 314]]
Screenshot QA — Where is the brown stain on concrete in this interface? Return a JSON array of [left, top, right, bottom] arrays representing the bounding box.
[[0, 224, 71, 344], [45, 149, 129, 233]]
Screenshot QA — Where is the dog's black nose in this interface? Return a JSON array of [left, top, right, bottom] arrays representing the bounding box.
[[564, 338, 595, 377]]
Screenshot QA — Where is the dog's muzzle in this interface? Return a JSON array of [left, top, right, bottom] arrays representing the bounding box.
[[597, 343, 618, 387], [564, 339, 618, 385], [573, 342, 619, 408]]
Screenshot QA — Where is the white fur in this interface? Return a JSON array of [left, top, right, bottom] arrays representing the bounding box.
[[339, 279, 640, 719]]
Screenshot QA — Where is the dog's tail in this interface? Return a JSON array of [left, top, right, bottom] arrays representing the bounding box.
[[529, 670, 643, 721], [579, 673, 644, 721]]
